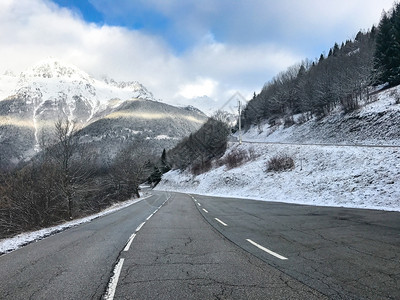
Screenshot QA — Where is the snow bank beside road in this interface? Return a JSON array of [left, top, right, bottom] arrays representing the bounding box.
[[0, 195, 149, 255], [156, 143, 400, 211]]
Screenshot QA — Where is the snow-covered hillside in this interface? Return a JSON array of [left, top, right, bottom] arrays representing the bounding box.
[[156, 142, 400, 211], [156, 86, 400, 212], [243, 86, 400, 146]]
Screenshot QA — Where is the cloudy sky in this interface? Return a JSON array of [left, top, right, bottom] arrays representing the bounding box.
[[0, 0, 394, 108]]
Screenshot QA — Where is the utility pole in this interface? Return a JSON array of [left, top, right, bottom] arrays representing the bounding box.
[[238, 100, 242, 144]]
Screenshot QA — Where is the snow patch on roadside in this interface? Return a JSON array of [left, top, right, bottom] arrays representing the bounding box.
[[0, 195, 149, 255]]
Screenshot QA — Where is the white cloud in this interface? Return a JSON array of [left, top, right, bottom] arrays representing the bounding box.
[[89, 0, 394, 52], [0, 0, 395, 110], [0, 0, 178, 95], [180, 37, 302, 102], [0, 0, 303, 107], [177, 77, 218, 99]]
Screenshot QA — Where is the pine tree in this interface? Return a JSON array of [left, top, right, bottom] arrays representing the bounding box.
[[370, 25, 377, 39], [389, 4, 400, 85], [332, 43, 340, 56], [374, 11, 392, 84], [374, 5, 400, 86], [160, 148, 170, 173], [387, 26, 400, 85]]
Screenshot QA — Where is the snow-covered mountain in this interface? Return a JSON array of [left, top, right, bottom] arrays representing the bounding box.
[[1, 57, 154, 121], [0, 58, 207, 170], [1, 58, 154, 102], [175, 93, 246, 118]]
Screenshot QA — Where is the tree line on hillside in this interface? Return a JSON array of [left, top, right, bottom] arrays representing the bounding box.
[[147, 115, 231, 181], [0, 120, 155, 239], [241, 2, 400, 129], [167, 116, 230, 174]]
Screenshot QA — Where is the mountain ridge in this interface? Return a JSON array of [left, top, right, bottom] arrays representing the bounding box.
[[0, 58, 207, 170]]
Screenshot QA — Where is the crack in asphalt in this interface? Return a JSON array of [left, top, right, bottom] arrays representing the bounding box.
[[120, 276, 285, 289], [292, 248, 400, 299]]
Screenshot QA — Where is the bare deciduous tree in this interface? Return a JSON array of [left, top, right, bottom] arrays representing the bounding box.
[[109, 142, 155, 199], [50, 119, 96, 219]]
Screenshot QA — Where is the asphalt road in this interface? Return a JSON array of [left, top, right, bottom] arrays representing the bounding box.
[[188, 192, 400, 299], [1, 190, 399, 299], [113, 191, 325, 299], [0, 192, 169, 300]]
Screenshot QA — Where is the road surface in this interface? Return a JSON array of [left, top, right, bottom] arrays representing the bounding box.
[[188, 192, 400, 299], [0, 191, 399, 299], [0, 193, 168, 299], [112, 192, 324, 299]]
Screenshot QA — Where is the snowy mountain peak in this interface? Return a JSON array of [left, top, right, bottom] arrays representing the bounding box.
[[0, 58, 156, 104], [22, 58, 91, 80], [3, 70, 16, 77], [102, 77, 154, 99]]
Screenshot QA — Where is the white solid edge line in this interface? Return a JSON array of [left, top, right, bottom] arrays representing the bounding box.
[[214, 218, 228, 226], [202, 208, 208, 213], [135, 222, 145, 232], [246, 239, 288, 260], [146, 213, 154, 221], [123, 233, 136, 252], [104, 258, 125, 300]]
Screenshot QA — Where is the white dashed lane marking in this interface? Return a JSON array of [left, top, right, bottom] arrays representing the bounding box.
[[214, 218, 228, 226], [246, 239, 288, 260], [104, 258, 125, 300], [123, 233, 136, 252], [135, 222, 145, 232]]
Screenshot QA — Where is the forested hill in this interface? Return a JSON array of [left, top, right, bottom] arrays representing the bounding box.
[[241, 2, 400, 130]]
